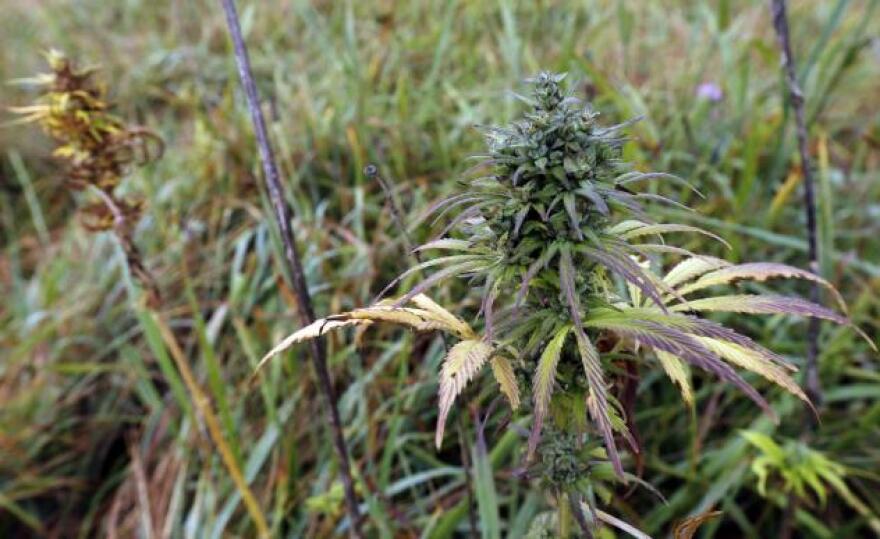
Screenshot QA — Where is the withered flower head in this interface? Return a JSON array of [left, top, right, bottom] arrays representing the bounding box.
[[10, 50, 164, 306]]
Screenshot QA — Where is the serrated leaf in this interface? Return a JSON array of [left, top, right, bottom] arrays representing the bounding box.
[[606, 219, 648, 235], [584, 313, 776, 420], [410, 293, 476, 339], [560, 246, 623, 476], [676, 262, 847, 313], [618, 222, 730, 249], [436, 340, 494, 448], [562, 192, 584, 240], [396, 259, 491, 305], [696, 337, 811, 407], [655, 350, 693, 405], [257, 319, 367, 370], [580, 245, 669, 312], [575, 181, 609, 215], [259, 296, 476, 371], [378, 255, 488, 300], [415, 238, 472, 251], [663, 256, 731, 289], [527, 325, 571, 459], [614, 170, 703, 198], [670, 294, 848, 325], [489, 356, 520, 410], [575, 329, 622, 476]]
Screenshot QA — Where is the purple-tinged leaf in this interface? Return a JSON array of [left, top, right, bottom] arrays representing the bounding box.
[[575, 181, 610, 215], [663, 256, 732, 289], [678, 262, 847, 313], [671, 294, 848, 324], [585, 316, 777, 421], [560, 247, 623, 477], [581, 245, 669, 313]]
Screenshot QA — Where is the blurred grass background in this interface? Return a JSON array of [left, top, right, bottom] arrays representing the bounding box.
[[1, 0, 878, 537]]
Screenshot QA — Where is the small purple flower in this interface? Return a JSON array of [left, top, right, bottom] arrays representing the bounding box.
[[696, 82, 723, 102]]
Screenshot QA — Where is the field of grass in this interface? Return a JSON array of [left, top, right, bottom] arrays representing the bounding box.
[[1, 0, 879, 537]]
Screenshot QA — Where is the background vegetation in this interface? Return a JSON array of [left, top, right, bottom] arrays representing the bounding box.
[[1, 0, 878, 537]]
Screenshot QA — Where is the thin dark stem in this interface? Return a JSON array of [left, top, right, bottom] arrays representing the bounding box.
[[365, 165, 420, 262], [365, 164, 477, 534], [568, 492, 594, 539], [219, 0, 362, 535], [769, 0, 822, 414], [91, 186, 161, 308]]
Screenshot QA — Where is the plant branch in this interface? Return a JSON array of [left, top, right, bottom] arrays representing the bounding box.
[[91, 185, 161, 308], [366, 164, 478, 534], [219, 0, 362, 535], [769, 0, 823, 412]]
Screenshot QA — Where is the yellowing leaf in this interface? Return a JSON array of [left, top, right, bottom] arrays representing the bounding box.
[[257, 318, 368, 370], [655, 350, 693, 405], [663, 256, 731, 289], [676, 262, 847, 313], [489, 356, 520, 410], [258, 294, 476, 372], [409, 293, 476, 339], [436, 340, 494, 448], [697, 337, 810, 407]]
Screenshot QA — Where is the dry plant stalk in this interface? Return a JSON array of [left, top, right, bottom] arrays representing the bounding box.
[[768, 0, 823, 413], [10, 50, 163, 306], [12, 51, 271, 537], [218, 0, 363, 535]]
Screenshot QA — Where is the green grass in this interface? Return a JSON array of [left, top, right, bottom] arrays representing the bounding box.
[[1, 0, 878, 537]]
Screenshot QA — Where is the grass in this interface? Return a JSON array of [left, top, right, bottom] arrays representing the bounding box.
[[1, 0, 878, 537]]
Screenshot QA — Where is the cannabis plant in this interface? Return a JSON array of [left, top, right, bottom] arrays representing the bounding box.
[[11, 50, 163, 304], [262, 73, 865, 529]]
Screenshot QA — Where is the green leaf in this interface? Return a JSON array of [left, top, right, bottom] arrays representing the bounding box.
[[436, 340, 494, 448], [528, 324, 571, 459], [560, 246, 623, 476], [473, 437, 501, 539]]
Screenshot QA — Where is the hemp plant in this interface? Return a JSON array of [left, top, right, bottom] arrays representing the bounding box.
[[10, 49, 163, 305], [11, 51, 273, 535], [261, 73, 867, 532]]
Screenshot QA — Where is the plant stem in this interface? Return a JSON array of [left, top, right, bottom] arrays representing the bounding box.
[[769, 0, 823, 413], [152, 311, 270, 538], [368, 164, 478, 534], [219, 0, 362, 535], [569, 493, 593, 539], [366, 165, 419, 260], [369, 163, 480, 536], [91, 185, 161, 308]]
